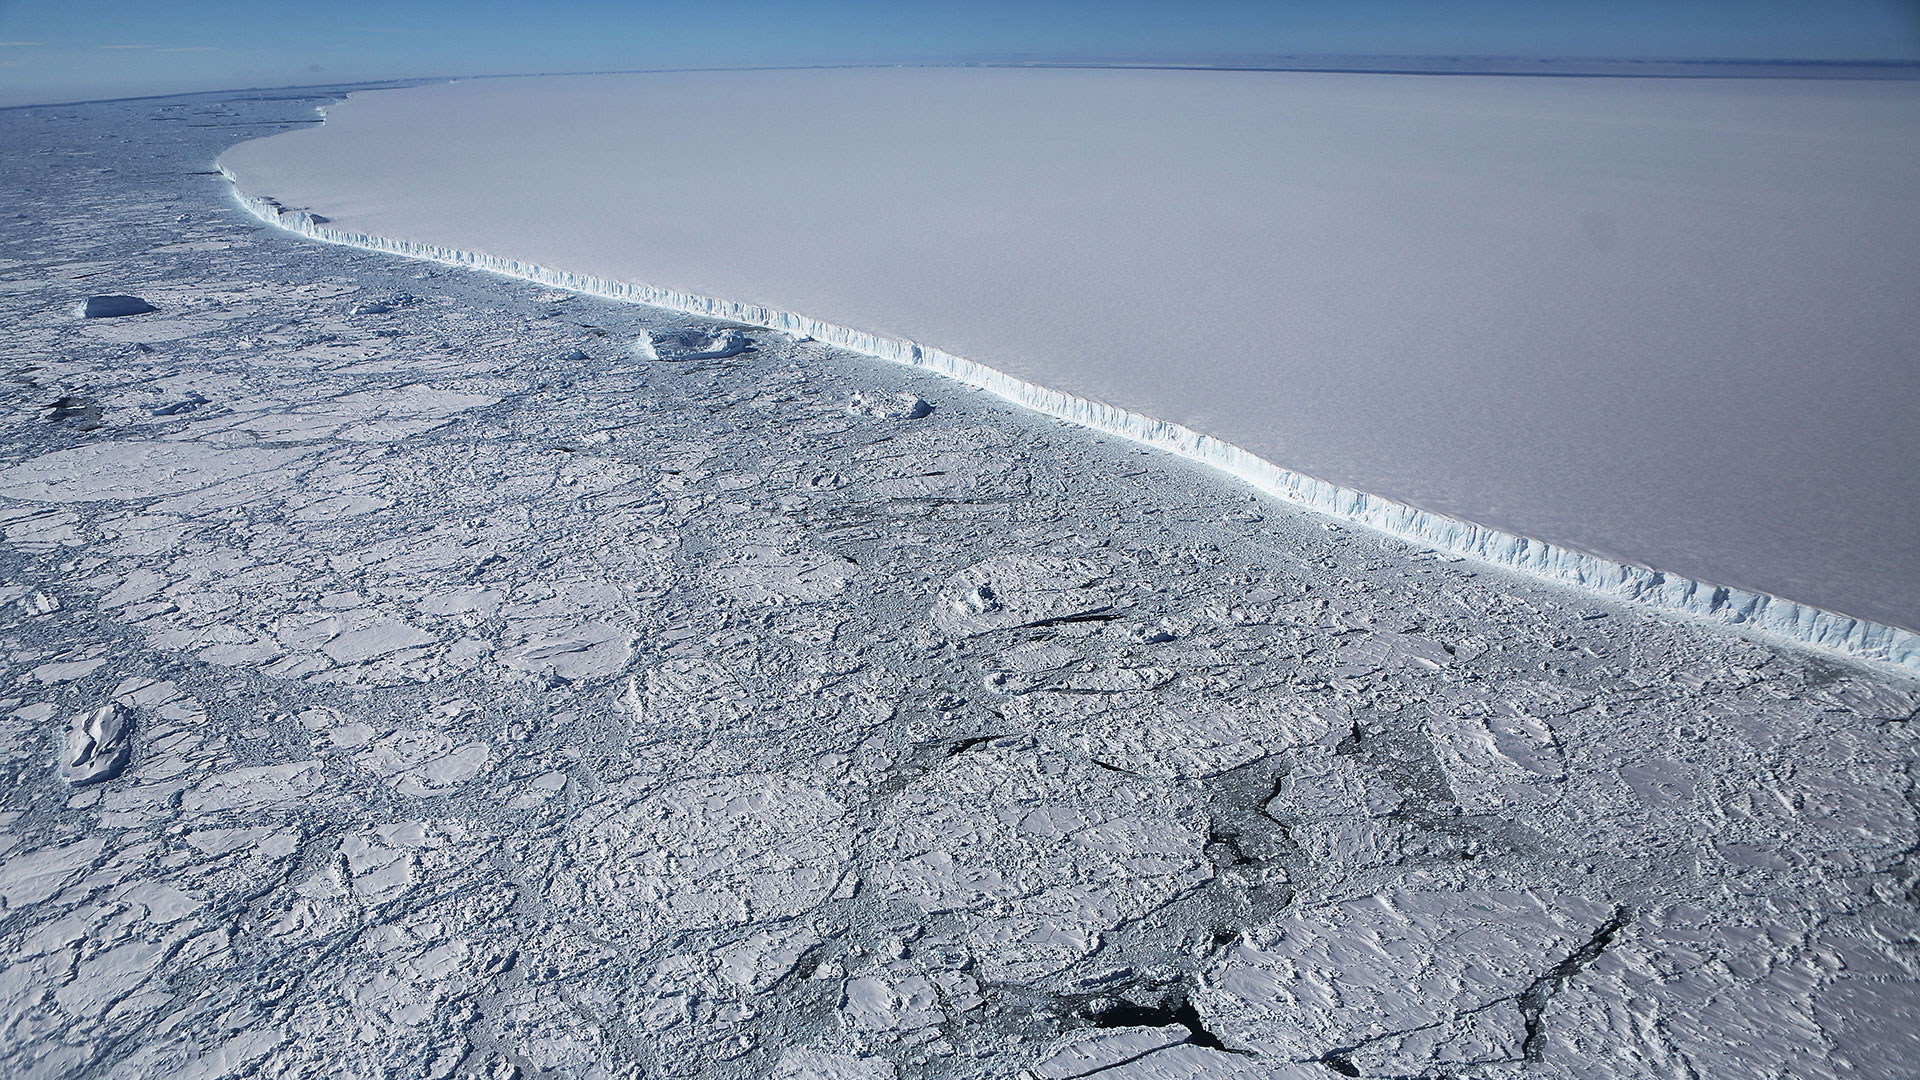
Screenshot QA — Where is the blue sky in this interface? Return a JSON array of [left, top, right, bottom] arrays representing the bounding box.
[[2, 0, 1917, 105]]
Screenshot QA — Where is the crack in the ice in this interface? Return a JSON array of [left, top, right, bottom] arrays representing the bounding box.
[[1087, 994, 1251, 1056], [1517, 905, 1632, 1062]]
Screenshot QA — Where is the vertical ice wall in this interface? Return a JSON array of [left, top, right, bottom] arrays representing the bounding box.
[[221, 167, 1920, 675]]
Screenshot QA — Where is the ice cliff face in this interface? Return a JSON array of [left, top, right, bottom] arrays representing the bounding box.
[[221, 166, 1920, 674]]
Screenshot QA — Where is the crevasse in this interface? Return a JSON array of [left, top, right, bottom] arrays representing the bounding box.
[[219, 164, 1920, 675]]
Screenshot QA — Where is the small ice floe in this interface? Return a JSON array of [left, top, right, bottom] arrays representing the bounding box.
[[62, 703, 132, 785], [932, 553, 1115, 638], [78, 294, 156, 318], [847, 390, 932, 420], [151, 392, 209, 416], [639, 326, 753, 362]]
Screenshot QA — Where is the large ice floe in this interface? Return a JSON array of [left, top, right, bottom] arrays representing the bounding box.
[[3, 85, 1919, 1080], [216, 68, 1920, 669]]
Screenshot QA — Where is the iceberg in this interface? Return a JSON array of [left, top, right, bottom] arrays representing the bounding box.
[[216, 70, 1920, 672]]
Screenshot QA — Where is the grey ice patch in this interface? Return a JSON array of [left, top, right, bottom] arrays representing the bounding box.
[[774, 1048, 896, 1080], [61, 703, 132, 785], [1198, 887, 1618, 1066], [873, 738, 1210, 983], [1426, 704, 1565, 814], [79, 294, 156, 318], [1031, 1025, 1188, 1078], [43, 395, 104, 426], [552, 775, 852, 947]]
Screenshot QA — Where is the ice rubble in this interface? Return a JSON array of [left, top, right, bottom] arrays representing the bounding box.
[[639, 325, 754, 362], [223, 164, 1920, 674]]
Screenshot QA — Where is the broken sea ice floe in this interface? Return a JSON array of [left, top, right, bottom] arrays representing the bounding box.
[[847, 390, 932, 420], [61, 703, 132, 785], [78, 294, 156, 318], [151, 391, 210, 417], [552, 775, 853, 947], [932, 553, 1116, 638], [638, 326, 753, 362]]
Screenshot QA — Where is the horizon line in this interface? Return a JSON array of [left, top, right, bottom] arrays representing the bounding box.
[[6, 54, 1919, 110]]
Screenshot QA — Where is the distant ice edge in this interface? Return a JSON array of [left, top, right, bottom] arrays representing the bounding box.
[[220, 165, 1919, 675]]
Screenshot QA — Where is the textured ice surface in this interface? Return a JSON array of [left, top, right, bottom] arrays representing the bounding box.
[[216, 69, 1920, 645], [59, 703, 131, 785], [2, 88, 1918, 1080]]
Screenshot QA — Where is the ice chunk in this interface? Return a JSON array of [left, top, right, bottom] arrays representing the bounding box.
[[151, 392, 209, 416], [641, 326, 752, 362], [841, 972, 944, 1033], [1426, 705, 1565, 814], [873, 739, 1208, 982], [61, 703, 132, 785], [848, 390, 932, 420], [0, 441, 316, 502]]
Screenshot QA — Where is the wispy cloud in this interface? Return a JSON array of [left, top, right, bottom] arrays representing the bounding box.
[[100, 44, 152, 50], [0, 41, 47, 47], [158, 46, 218, 53]]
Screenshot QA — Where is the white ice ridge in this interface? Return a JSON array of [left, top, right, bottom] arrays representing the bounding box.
[[218, 169, 1919, 674]]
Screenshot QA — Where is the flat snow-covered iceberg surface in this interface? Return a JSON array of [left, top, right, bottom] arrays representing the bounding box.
[[224, 166, 1919, 672], [8, 87, 1920, 1080]]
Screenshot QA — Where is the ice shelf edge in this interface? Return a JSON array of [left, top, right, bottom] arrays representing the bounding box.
[[219, 163, 1920, 675]]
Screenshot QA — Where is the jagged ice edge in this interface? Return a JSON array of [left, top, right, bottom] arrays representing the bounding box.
[[219, 164, 1920, 675]]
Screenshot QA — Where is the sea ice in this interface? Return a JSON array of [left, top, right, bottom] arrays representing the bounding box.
[[3, 87, 1917, 1080]]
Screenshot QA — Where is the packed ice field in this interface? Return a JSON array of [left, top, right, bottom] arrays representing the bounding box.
[[0, 76, 1916, 1080]]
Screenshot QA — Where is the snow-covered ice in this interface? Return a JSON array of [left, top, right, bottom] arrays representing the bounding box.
[[2, 85, 1918, 1080], [217, 68, 1920, 650]]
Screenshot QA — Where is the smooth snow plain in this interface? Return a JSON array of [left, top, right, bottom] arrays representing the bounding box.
[[216, 68, 1920, 645]]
